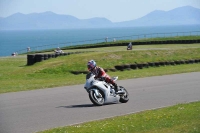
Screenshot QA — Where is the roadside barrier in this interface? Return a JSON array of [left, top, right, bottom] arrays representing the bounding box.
[[27, 52, 84, 66], [70, 59, 200, 75], [65, 39, 200, 50], [27, 54, 35, 66], [113, 59, 199, 71]]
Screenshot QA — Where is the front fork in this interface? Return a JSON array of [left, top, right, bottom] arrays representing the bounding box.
[[92, 89, 102, 98]]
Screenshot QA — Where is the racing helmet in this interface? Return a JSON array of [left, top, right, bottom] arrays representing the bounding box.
[[87, 60, 96, 71]]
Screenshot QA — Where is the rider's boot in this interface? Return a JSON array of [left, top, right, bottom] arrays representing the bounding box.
[[113, 83, 119, 94], [114, 83, 125, 94]]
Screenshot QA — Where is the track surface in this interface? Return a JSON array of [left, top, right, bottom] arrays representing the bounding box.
[[0, 72, 200, 133]]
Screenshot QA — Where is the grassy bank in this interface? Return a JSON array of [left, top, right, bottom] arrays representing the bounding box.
[[38, 101, 200, 133], [0, 44, 200, 93]]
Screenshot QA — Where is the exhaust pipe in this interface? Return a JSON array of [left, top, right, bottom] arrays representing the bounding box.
[[116, 91, 125, 95]]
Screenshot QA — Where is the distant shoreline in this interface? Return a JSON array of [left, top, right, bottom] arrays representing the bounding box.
[[0, 25, 200, 57]]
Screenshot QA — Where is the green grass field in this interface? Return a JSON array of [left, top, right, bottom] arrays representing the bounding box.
[[38, 101, 200, 133], [0, 44, 200, 94], [0, 37, 200, 133]]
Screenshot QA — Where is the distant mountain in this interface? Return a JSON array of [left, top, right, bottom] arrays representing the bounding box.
[[0, 6, 200, 30], [0, 11, 113, 30], [116, 6, 200, 27]]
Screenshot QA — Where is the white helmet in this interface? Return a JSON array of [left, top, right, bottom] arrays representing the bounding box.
[[87, 60, 96, 71]]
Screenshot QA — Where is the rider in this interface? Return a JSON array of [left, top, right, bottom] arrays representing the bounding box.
[[87, 60, 119, 93]]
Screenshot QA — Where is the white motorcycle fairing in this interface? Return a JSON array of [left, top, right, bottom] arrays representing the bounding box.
[[84, 73, 129, 105]]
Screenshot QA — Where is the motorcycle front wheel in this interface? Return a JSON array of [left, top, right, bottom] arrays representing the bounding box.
[[89, 89, 104, 106]]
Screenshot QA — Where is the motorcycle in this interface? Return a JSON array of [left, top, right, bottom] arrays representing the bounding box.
[[84, 72, 129, 106]]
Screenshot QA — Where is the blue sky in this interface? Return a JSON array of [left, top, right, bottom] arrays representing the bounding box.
[[0, 0, 200, 22]]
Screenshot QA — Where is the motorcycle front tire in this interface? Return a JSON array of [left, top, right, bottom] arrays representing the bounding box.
[[89, 90, 104, 106]]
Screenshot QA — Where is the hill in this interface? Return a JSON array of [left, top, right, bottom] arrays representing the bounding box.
[[116, 6, 200, 27], [0, 6, 199, 30]]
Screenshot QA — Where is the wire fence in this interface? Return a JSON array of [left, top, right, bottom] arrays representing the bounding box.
[[17, 31, 200, 54]]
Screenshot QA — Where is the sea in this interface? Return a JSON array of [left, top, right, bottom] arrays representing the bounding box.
[[0, 25, 200, 57]]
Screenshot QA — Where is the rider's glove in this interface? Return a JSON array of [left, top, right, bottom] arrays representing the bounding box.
[[94, 76, 105, 81], [99, 77, 105, 81]]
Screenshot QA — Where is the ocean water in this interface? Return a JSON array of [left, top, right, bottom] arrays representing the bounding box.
[[0, 25, 200, 57]]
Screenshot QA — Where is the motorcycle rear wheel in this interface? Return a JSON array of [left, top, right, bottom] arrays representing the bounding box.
[[89, 89, 104, 106], [119, 87, 129, 103]]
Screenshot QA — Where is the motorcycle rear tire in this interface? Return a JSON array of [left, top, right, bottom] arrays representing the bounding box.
[[119, 87, 129, 103], [89, 90, 104, 106]]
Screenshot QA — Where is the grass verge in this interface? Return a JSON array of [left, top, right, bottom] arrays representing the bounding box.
[[38, 101, 200, 133], [0, 45, 200, 94]]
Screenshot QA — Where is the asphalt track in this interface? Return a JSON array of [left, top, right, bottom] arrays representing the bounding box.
[[0, 72, 200, 133]]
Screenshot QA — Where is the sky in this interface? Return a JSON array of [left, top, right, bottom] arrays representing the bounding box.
[[0, 0, 200, 22]]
